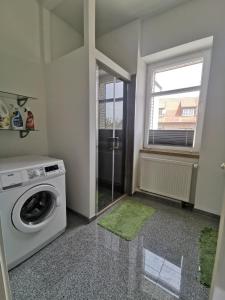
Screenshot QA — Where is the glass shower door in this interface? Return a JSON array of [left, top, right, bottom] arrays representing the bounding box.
[[97, 67, 125, 212]]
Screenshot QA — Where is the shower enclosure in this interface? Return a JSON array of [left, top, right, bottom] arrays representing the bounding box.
[[96, 66, 127, 212]]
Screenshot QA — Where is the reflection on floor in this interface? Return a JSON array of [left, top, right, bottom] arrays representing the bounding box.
[[98, 185, 122, 212], [9, 194, 219, 300]]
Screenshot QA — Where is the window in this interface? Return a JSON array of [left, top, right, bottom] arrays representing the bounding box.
[[159, 108, 166, 117], [105, 83, 114, 99], [99, 81, 124, 129], [145, 50, 211, 150], [105, 82, 123, 99], [182, 107, 196, 117]]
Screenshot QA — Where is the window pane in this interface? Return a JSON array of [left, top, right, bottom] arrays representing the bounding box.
[[115, 81, 123, 98], [105, 102, 113, 128], [153, 62, 203, 92], [115, 101, 123, 129], [106, 83, 114, 99], [98, 101, 114, 129], [148, 91, 200, 147], [182, 108, 196, 117]]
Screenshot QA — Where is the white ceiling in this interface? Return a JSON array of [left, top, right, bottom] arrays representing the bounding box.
[[43, 0, 191, 37]]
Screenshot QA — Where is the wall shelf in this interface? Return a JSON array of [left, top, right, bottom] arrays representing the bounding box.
[[0, 90, 38, 138], [0, 90, 37, 107]]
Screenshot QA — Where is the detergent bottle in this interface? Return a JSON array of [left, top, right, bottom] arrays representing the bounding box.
[[0, 99, 10, 129], [11, 106, 24, 130], [25, 107, 35, 130]]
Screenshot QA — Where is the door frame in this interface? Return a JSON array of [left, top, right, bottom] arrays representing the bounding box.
[[96, 68, 128, 211], [95, 65, 135, 213]]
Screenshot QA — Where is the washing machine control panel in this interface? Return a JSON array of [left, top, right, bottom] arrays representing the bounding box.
[[27, 162, 65, 180], [27, 167, 45, 180]]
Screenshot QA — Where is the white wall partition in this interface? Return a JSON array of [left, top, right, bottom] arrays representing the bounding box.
[[132, 21, 146, 193], [46, 0, 98, 219], [46, 47, 91, 217]]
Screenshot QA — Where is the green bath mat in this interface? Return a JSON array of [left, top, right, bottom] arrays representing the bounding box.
[[199, 227, 218, 287], [98, 198, 155, 241]]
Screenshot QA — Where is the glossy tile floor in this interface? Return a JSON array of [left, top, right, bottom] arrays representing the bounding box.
[[9, 194, 219, 300]]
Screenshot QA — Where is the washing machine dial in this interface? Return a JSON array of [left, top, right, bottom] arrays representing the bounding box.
[[34, 169, 41, 176], [27, 168, 44, 179]]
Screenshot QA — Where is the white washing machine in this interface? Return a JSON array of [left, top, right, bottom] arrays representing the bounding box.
[[0, 155, 67, 270]]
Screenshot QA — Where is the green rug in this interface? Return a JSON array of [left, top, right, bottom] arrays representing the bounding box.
[[199, 227, 218, 287], [98, 198, 155, 241]]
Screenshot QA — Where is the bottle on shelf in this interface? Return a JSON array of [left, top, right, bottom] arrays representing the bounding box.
[[0, 99, 10, 129], [25, 107, 35, 130], [11, 106, 24, 130]]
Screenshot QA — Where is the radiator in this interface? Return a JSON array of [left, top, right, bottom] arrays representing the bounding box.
[[140, 156, 193, 202]]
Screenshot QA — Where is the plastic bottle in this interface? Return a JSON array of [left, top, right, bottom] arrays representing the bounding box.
[[11, 107, 24, 130], [25, 108, 35, 130], [0, 99, 10, 129]]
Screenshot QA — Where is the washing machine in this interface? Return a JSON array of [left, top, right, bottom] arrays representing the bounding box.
[[0, 155, 67, 270]]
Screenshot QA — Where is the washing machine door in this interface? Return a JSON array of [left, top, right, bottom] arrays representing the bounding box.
[[12, 184, 60, 233]]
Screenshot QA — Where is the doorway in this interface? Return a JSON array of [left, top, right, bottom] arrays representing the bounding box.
[[96, 66, 127, 212]]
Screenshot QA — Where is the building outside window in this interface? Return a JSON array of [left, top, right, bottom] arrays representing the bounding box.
[[158, 108, 166, 117]]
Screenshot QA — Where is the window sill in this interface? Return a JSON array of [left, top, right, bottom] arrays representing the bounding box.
[[140, 148, 200, 159]]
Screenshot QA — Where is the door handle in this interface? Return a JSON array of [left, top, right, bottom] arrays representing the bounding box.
[[114, 137, 120, 150], [107, 137, 120, 150], [221, 163, 225, 170]]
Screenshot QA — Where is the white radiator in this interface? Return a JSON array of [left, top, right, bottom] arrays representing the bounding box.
[[140, 156, 193, 202]]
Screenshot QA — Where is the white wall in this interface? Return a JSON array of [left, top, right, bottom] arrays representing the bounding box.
[[45, 0, 97, 219], [140, 0, 225, 215], [50, 13, 83, 60], [46, 47, 91, 218], [96, 20, 139, 74], [84, 0, 97, 219], [210, 187, 225, 300], [132, 22, 146, 193], [0, 0, 41, 62], [0, 0, 48, 158]]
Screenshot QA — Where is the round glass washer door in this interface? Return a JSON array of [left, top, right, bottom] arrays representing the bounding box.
[[12, 185, 60, 233]]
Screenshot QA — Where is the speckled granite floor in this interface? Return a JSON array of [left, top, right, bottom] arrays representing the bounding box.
[[9, 194, 218, 300]]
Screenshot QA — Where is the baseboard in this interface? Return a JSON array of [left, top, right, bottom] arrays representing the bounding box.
[[134, 190, 220, 220], [67, 208, 97, 223], [194, 208, 220, 221], [134, 190, 183, 209]]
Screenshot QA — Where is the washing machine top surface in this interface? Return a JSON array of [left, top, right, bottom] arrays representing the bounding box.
[[0, 156, 65, 192], [0, 155, 63, 173]]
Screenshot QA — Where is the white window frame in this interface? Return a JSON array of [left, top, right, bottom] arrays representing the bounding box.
[[144, 49, 212, 152]]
